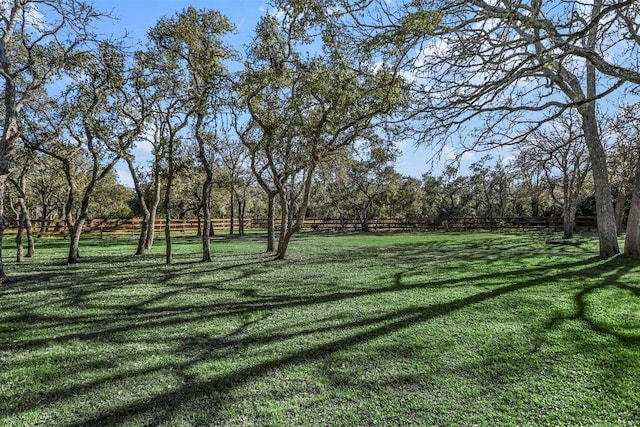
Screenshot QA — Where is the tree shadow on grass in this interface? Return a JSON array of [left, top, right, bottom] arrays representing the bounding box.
[[2, 253, 612, 426], [5, 235, 638, 425]]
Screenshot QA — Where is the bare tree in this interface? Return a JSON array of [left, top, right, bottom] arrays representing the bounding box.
[[333, 0, 640, 258], [520, 111, 591, 239]]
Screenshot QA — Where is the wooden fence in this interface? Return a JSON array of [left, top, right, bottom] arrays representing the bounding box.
[[11, 216, 598, 237]]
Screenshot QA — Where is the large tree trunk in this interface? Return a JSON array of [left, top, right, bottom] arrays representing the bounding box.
[[14, 177, 34, 261], [275, 167, 315, 260], [580, 106, 619, 258], [562, 203, 577, 240], [67, 218, 85, 264], [624, 155, 640, 256], [576, 3, 619, 258]]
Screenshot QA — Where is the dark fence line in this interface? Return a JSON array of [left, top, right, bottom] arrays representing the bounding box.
[[252, 217, 598, 232], [6, 216, 598, 236]]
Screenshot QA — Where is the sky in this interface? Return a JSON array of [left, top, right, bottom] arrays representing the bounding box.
[[89, 0, 448, 185]]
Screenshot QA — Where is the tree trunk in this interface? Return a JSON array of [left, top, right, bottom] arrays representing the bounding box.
[[164, 146, 174, 265], [238, 199, 246, 236], [580, 106, 619, 258], [24, 206, 34, 258], [625, 155, 640, 256], [16, 213, 24, 263], [266, 191, 276, 252], [67, 218, 86, 264], [277, 197, 289, 254], [145, 167, 161, 250], [126, 157, 151, 255], [14, 180, 34, 260], [275, 167, 315, 260], [615, 185, 626, 236], [562, 203, 576, 239], [229, 191, 234, 235], [201, 175, 213, 262], [164, 212, 172, 265]]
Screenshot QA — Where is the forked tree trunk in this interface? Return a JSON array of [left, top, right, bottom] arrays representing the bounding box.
[[14, 178, 35, 261], [126, 157, 151, 256], [67, 219, 86, 264], [275, 167, 315, 260]]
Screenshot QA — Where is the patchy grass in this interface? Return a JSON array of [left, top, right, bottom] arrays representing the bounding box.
[[1, 231, 640, 426]]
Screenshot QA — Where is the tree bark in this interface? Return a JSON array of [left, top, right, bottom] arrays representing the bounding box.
[[126, 157, 151, 255], [562, 203, 577, 240], [625, 153, 640, 256], [145, 165, 162, 250], [164, 160, 174, 265], [16, 212, 23, 263], [266, 191, 276, 252], [238, 198, 246, 236], [615, 185, 626, 236], [201, 174, 213, 262], [67, 218, 86, 264], [229, 191, 234, 235], [579, 104, 619, 258], [275, 166, 315, 260]]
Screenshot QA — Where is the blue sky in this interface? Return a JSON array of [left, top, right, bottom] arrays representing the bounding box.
[[90, 0, 438, 183]]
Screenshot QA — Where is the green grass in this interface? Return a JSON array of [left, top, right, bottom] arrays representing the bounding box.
[[1, 231, 640, 426]]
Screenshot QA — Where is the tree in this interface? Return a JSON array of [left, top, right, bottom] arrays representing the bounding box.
[[238, 9, 403, 259], [345, 144, 399, 232], [338, 0, 640, 258], [0, 0, 106, 279], [615, 105, 640, 256], [143, 15, 198, 264], [24, 41, 140, 264], [219, 138, 251, 236], [469, 157, 514, 225], [155, 7, 236, 262], [422, 166, 473, 228], [520, 111, 591, 239], [8, 146, 36, 261]]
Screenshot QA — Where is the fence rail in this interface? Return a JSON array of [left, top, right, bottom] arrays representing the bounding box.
[[8, 216, 599, 237]]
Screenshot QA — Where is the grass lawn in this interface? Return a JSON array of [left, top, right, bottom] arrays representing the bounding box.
[[1, 231, 640, 426]]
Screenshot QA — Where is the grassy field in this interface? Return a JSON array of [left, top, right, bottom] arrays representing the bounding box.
[[1, 231, 640, 426]]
